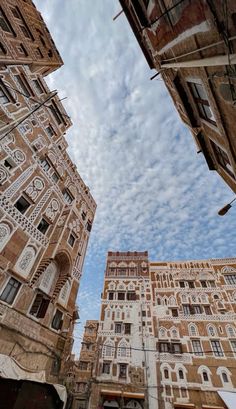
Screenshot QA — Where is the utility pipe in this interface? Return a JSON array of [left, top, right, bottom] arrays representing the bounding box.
[[161, 53, 236, 69]]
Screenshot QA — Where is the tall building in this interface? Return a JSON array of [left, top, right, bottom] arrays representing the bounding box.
[[71, 320, 99, 409], [89, 252, 236, 409], [0, 1, 96, 408], [118, 0, 236, 193]]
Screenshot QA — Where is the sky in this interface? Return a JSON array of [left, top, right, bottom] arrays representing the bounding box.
[[35, 0, 236, 356]]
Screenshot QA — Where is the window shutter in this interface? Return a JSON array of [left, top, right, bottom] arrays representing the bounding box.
[[30, 294, 43, 315], [37, 298, 50, 318]]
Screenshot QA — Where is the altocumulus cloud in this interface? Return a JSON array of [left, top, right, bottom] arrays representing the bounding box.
[[35, 0, 236, 355]]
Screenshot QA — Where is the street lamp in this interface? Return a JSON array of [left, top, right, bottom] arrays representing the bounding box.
[[218, 197, 236, 216]]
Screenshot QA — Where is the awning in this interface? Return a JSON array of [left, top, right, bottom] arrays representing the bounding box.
[[0, 354, 67, 407], [101, 389, 145, 399], [218, 391, 236, 409]]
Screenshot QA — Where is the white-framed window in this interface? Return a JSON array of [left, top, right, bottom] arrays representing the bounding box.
[[198, 366, 212, 384], [0, 222, 12, 251], [207, 324, 217, 337], [159, 327, 167, 339], [117, 339, 130, 358], [102, 340, 115, 358], [189, 323, 198, 337], [211, 340, 224, 357], [59, 281, 70, 305], [188, 80, 216, 125], [0, 277, 21, 305], [217, 367, 232, 387], [226, 325, 235, 338], [192, 339, 203, 356]]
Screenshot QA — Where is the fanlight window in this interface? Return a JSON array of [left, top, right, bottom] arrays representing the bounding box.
[[159, 328, 167, 338], [59, 281, 70, 304], [40, 261, 57, 294], [102, 340, 114, 358], [189, 324, 198, 337], [226, 325, 235, 338], [207, 325, 217, 337], [117, 339, 130, 358], [0, 222, 11, 251]]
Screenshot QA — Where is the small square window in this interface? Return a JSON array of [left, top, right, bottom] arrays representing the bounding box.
[[119, 363, 127, 378], [14, 196, 31, 214], [37, 218, 50, 234], [179, 281, 185, 288], [118, 292, 125, 300], [102, 362, 110, 374], [68, 234, 75, 248], [115, 323, 122, 334], [4, 158, 14, 169]]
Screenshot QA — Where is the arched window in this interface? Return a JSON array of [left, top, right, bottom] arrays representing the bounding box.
[[226, 325, 235, 338], [117, 339, 130, 358], [222, 372, 229, 383], [181, 294, 188, 303], [203, 371, 209, 382], [59, 281, 70, 304], [170, 327, 178, 339], [169, 296, 176, 306], [15, 246, 37, 278], [106, 308, 111, 319], [102, 339, 114, 358], [164, 369, 169, 379], [40, 261, 57, 294], [189, 324, 198, 337], [159, 327, 167, 338], [179, 369, 184, 380], [207, 325, 217, 337], [157, 297, 162, 305], [116, 308, 121, 319], [0, 222, 12, 251]]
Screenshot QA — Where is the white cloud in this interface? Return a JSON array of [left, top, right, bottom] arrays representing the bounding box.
[[35, 0, 236, 356]]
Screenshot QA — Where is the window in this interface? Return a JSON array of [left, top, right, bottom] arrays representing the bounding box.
[[180, 387, 187, 398], [179, 369, 184, 380], [51, 309, 63, 330], [204, 306, 212, 315], [15, 74, 33, 97], [33, 79, 44, 94], [230, 340, 236, 354], [0, 277, 21, 304], [0, 79, 14, 105], [86, 220, 92, 232], [115, 323, 122, 334], [209, 281, 216, 288], [46, 124, 55, 138], [188, 81, 216, 125], [201, 281, 207, 288], [224, 274, 236, 285], [108, 292, 114, 300], [118, 292, 125, 300], [211, 142, 235, 179], [222, 372, 229, 383], [127, 292, 136, 300], [0, 8, 15, 34], [102, 362, 110, 374], [172, 343, 182, 354], [164, 368, 169, 379], [119, 363, 127, 378], [189, 281, 195, 288], [18, 43, 28, 56], [203, 371, 209, 382], [179, 281, 185, 288], [183, 305, 191, 315], [40, 158, 51, 172], [211, 340, 224, 357], [49, 101, 63, 125], [124, 323, 131, 335], [68, 234, 76, 248], [171, 308, 178, 317], [63, 190, 73, 204], [130, 1, 148, 27], [142, 310, 146, 317], [79, 361, 88, 371], [52, 172, 59, 183], [37, 218, 50, 234], [193, 305, 202, 314], [11, 5, 33, 39], [208, 326, 216, 337], [29, 293, 50, 318], [159, 342, 170, 353], [161, 0, 189, 26], [192, 340, 203, 356], [0, 42, 7, 55], [189, 324, 198, 337], [81, 211, 86, 220], [14, 196, 31, 214]]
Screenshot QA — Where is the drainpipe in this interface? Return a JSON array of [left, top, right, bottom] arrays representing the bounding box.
[[161, 53, 236, 69]]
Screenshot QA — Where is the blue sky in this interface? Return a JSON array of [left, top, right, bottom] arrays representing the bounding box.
[[35, 0, 236, 355]]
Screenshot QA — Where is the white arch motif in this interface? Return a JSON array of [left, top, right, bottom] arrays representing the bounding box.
[[40, 261, 57, 294], [117, 339, 130, 358]]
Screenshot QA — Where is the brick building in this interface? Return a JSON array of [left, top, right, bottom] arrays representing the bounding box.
[[0, 1, 96, 408], [71, 320, 99, 409], [118, 0, 236, 193], [88, 252, 236, 409]]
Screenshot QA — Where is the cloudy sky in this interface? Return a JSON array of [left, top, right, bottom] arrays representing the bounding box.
[[35, 0, 236, 355]]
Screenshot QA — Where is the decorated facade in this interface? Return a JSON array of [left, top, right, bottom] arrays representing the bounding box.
[[118, 0, 236, 193], [0, 1, 96, 408], [89, 253, 236, 409]]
